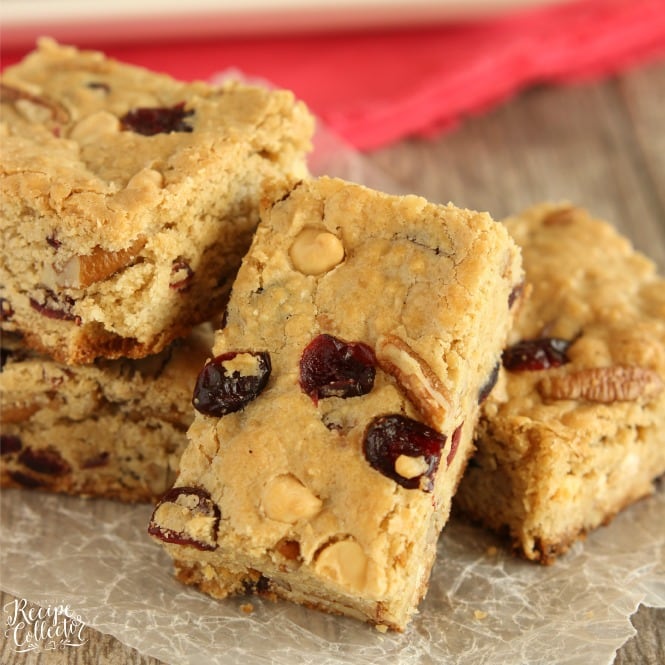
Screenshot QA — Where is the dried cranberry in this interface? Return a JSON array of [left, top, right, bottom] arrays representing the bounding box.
[[169, 257, 194, 291], [299, 334, 376, 404], [46, 234, 62, 250], [363, 414, 445, 491], [1, 347, 10, 370], [478, 362, 500, 404], [18, 446, 71, 476], [30, 290, 80, 324], [148, 486, 220, 551], [192, 351, 271, 417], [447, 423, 463, 467], [502, 337, 572, 372], [1, 434, 22, 455], [120, 102, 194, 136], [9, 471, 44, 488]]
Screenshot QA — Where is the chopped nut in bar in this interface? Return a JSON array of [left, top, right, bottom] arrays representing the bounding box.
[[455, 203, 665, 563], [1, 326, 213, 502], [149, 176, 523, 630], [0, 39, 313, 364]]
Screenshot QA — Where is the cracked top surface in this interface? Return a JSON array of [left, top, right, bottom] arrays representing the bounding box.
[[0, 39, 313, 363], [0, 38, 313, 253], [484, 203, 665, 440], [152, 177, 523, 620]]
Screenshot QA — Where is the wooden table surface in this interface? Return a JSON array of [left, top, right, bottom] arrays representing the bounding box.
[[1, 58, 664, 665]]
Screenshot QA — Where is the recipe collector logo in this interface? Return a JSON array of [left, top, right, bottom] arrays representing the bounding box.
[[2, 597, 87, 652]]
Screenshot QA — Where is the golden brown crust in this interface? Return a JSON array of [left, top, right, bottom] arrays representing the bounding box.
[[151, 176, 523, 629], [0, 39, 313, 364], [455, 203, 665, 563], [0, 326, 213, 502]]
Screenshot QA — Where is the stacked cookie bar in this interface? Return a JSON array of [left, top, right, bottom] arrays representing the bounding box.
[[0, 40, 314, 501], [1, 38, 313, 364], [455, 204, 665, 563], [4, 39, 663, 635], [148, 176, 524, 630], [1, 327, 211, 501]]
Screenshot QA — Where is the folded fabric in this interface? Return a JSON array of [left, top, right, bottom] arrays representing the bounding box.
[[2, 0, 664, 149]]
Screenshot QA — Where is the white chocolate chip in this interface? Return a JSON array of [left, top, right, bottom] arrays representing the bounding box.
[[69, 111, 120, 144], [314, 539, 368, 592], [126, 167, 164, 190], [289, 227, 344, 275], [152, 497, 216, 547], [113, 168, 164, 209], [394, 454, 429, 480], [261, 474, 322, 524], [222, 353, 262, 377]]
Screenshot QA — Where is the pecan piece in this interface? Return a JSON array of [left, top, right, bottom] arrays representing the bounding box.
[[30, 290, 80, 323], [375, 334, 451, 427], [169, 257, 194, 291], [2, 402, 43, 424], [537, 365, 664, 403], [46, 237, 146, 289], [18, 446, 71, 476], [0, 83, 69, 124], [1, 434, 23, 455]]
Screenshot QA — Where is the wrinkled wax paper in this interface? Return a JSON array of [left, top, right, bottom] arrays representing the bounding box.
[[1, 121, 664, 665], [1, 486, 663, 665]]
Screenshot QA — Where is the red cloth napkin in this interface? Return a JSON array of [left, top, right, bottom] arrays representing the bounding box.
[[2, 0, 664, 150]]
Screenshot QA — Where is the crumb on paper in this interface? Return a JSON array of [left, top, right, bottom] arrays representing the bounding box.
[[474, 610, 488, 620], [375, 624, 388, 633], [240, 603, 254, 614], [585, 610, 594, 620], [485, 546, 498, 557]]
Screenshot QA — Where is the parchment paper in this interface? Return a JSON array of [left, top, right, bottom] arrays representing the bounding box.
[[1, 120, 663, 665], [1, 484, 663, 664]]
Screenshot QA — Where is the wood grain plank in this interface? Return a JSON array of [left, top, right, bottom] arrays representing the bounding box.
[[368, 62, 665, 270], [617, 61, 665, 227], [614, 605, 665, 665], [2, 62, 664, 665]]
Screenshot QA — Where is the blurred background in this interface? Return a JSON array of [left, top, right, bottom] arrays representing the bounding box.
[[2, 0, 664, 151], [1, 2, 664, 665]]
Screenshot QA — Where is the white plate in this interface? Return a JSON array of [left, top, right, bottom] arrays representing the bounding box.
[[2, 0, 564, 49]]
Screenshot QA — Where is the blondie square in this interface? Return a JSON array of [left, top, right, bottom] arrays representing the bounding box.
[[148, 177, 523, 629], [0, 39, 313, 364], [455, 204, 665, 563], [1, 326, 212, 502]]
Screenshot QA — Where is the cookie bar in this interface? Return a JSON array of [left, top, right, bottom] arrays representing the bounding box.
[[0, 39, 313, 364], [454, 204, 665, 563], [0, 326, 212, 502], [148, 177, 523, 630]]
